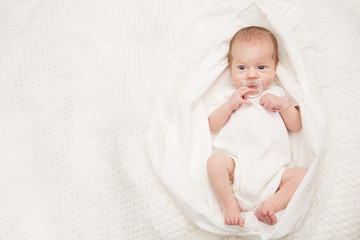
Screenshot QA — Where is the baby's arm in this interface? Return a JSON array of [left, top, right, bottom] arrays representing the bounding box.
[[260, 94, 302, 132], [208, 87, 253, 132]]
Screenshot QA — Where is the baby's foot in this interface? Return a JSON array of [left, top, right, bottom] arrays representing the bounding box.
[[222, 199, 245, 227], [255, 201, 277, 225]]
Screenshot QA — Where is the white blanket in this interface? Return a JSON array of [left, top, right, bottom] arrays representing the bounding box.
[[149, 2, 326, 239], [1, 0, 360, 239]]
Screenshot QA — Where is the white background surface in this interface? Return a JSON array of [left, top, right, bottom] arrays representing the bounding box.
[[0, 0, 359, 239]]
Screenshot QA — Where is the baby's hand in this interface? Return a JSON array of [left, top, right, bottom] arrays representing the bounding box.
[[260, 93, 286, 111], [228, 87, 253, 111]]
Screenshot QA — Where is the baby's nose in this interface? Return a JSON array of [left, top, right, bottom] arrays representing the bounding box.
[[247, 68, 257, 79]]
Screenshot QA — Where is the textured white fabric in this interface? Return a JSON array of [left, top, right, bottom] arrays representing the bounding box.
[[0, 0, 359, 240]]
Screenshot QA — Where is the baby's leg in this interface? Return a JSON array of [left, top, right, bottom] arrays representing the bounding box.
[[207, 153, 244, 227], [255, 167, 307, 225]]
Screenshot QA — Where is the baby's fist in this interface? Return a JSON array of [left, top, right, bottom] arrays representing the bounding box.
[[260, 93, 286, 111]]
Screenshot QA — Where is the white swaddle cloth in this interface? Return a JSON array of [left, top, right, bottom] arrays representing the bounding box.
[[148, 1, 326, 239]]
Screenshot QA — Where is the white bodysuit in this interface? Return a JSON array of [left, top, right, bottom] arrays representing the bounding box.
[[210, 84, 291, 211]]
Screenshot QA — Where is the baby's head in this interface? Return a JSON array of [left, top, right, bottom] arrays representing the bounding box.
[[228, 26, 279, 89]]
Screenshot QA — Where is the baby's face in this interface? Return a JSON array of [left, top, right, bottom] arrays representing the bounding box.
[[229, 39, 277, 89]]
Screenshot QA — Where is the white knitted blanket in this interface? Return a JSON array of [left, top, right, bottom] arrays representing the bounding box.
[[1, 0, 359, 239]]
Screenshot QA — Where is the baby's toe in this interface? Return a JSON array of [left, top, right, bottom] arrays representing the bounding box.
[[239, 218, 245, 227], [269, 213, 277, 224], [261, 209, 269, 217]]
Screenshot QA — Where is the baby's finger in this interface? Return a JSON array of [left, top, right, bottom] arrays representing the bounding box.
[[260, 96, 266, 105], [237, 87, 253, 96], [260, 93, 270, 104], [241, 99, 252, 105], [262, 101, 270, 109], [237, 86, 250, 91]]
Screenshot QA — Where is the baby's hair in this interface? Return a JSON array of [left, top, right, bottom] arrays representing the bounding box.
[[228, 26, 279, 65]]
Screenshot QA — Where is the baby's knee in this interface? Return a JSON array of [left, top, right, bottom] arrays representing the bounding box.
[[297, 167, 307, 177], [294, 167, 307, 183], [207, 153, 226, 173]]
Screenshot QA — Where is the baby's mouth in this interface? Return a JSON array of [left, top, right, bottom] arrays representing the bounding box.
[[247, 84, 258, 89], [239, 79, 265, 98]]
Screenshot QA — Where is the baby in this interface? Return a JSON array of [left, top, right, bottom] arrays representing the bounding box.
[[207, 26, 307, 226]]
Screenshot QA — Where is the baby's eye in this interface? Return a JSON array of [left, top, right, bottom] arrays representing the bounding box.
[[258, 65, 266, 70], [238, 66, 246, 70]]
